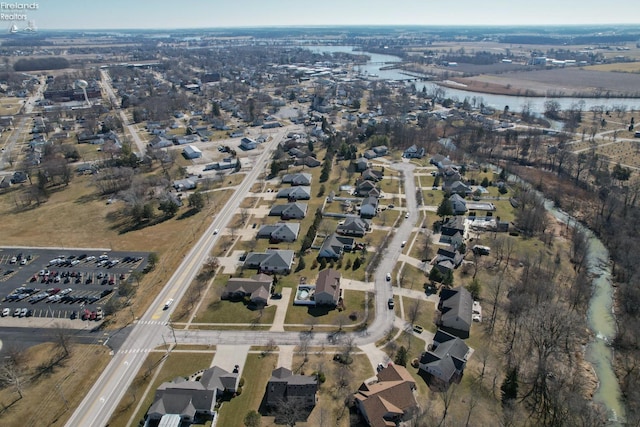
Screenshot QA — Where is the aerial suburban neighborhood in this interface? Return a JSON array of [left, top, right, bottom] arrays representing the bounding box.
[[0, 8, 639, 427]]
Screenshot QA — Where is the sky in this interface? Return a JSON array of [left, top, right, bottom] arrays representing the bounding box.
[[6, 0, 639, 30]]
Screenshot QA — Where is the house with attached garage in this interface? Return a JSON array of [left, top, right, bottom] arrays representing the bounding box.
[[419, 329, 470, 388], [276, 186, 311, 201], [354, 364, 418, 427], [266, 367, 318, 409], [449, 193, 467, 215], [318, 233, 355, 260], [222, 274, 273, 305], [282, 172, 312, 186], [337, 217, 370, 237], [360, 196, 379, 218], [361, 168, 383, 182], [403, 144, 426, 158], [355, 157, 369, 172], [314, 268, 341, 306], [437, 286, 473, 338], [354, 180, 380, 198], [256, 223, 301, 243], [173, 178, 197, 191], [269, 202, 308, 220], [244, 249, 294, 274], [440, 216, 466, 247], [146, 366, 238, 424]]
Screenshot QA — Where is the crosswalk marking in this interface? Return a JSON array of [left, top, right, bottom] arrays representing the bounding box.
[[117, 348, 152, 354], [134, 320, 167, 326]]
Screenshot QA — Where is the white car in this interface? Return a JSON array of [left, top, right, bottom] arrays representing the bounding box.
[[86, 256, 96, 262], [386, 272, 391, 281], [405, 212, 410, 219], [163, 299, 174, 310], [401, 241, 407, 248], [213, 229, 219, 235], [2, 307, 10, 317]]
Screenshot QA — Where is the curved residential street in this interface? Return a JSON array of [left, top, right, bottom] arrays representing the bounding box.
[[66, 153, 419, 426]]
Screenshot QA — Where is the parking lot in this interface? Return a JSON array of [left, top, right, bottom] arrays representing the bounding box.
[[0, 247, 148, 322]]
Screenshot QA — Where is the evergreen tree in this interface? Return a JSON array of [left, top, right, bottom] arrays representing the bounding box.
[[501, 367, 519, 405], [394, 346, 408, 367], [437, 197, 453, 218]]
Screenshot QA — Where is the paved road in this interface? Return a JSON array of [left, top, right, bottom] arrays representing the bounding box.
[[99, 69, 147, 156], [65, 126, 297, 427], [66, 145, 418, 427]]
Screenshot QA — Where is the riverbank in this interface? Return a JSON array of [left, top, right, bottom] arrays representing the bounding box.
[[437, 71, 640, 99]]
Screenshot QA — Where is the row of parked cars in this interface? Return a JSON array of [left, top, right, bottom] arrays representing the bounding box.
[[32, 269, 124, 286], [4, 285, 113, 305], [0, 306, 104, 321]]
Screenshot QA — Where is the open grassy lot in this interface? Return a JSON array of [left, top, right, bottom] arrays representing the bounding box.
[[215, 352, 277, 427], [110, 351, 214, 427], [397, 264, 429, 291], [284, 289, 372, 330], [0, 343, 112, 427], [0, 96, 24, 115], [585, 62, 640, 73], [400, 296, 437, 334], [198, 298, 277, 325]]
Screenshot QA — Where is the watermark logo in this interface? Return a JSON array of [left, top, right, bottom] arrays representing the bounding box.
[[1, 2, 38, 22]]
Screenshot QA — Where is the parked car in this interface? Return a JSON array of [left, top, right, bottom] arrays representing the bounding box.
[[412, 325, 424, 334], [70, 311, 78, 320], [19, 308, 28, 317], [271, 293, 282, 299], [2, 307, 10, 317]]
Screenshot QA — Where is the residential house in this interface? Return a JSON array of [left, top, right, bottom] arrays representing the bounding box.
[[372, 145, 388, 156], [360, 197, 379, 218], [244, 249, 294, 274], [266, 367, 318, 408], [449, 193, 467, 215], [174, 134, 200, 145], [183, 145, 202, 159], [282, 173, 312, 186], [294, 156, 322, 168], [222, 274, 273, 305], [433, 247, 464, 274], [440, 216, 466, 247], [276, 186, 311, 201], [355, 158, 369, 172], [229, 130, 244, 138], [355, 180, 380, 198], [437, 286, 473, 338], [403, 144, 426, 158], [269, 202, 308, 220], [314, 268, 341, 305], [430, 154, 454, 169], [149, 135, 173, 149], [146, 366, 238, 424], [445, 180, 472, 196], [419, 329, 470, 388], [203, 158, 239, 171], [257, 223, 301, 243], [364, 149, 378, 160], [240, 137, 258, 150], [173, 178, 197, 191], [318, 233, 355, 260], [354, 364, 418, 427], [361, 168, 383, 182], [337, 217, 370, 237]]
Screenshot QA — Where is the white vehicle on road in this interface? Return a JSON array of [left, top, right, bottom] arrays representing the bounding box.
[[163, 299, 174, 310]]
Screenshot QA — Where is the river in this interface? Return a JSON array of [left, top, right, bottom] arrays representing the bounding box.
[[542, 202, 624, 425], [300, 45, 640, 114]]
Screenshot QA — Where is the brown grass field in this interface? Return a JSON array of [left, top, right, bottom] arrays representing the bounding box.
[[0, 343, 112, 427]]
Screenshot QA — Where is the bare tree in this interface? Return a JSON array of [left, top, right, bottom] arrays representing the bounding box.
[[0, 350, 26, 399]]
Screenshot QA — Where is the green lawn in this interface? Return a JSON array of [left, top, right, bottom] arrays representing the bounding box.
[[284, 289, 371, 329], [397, 264, 429, 291], [216, 353, 277, 427], [196, 298, 277, 324]]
